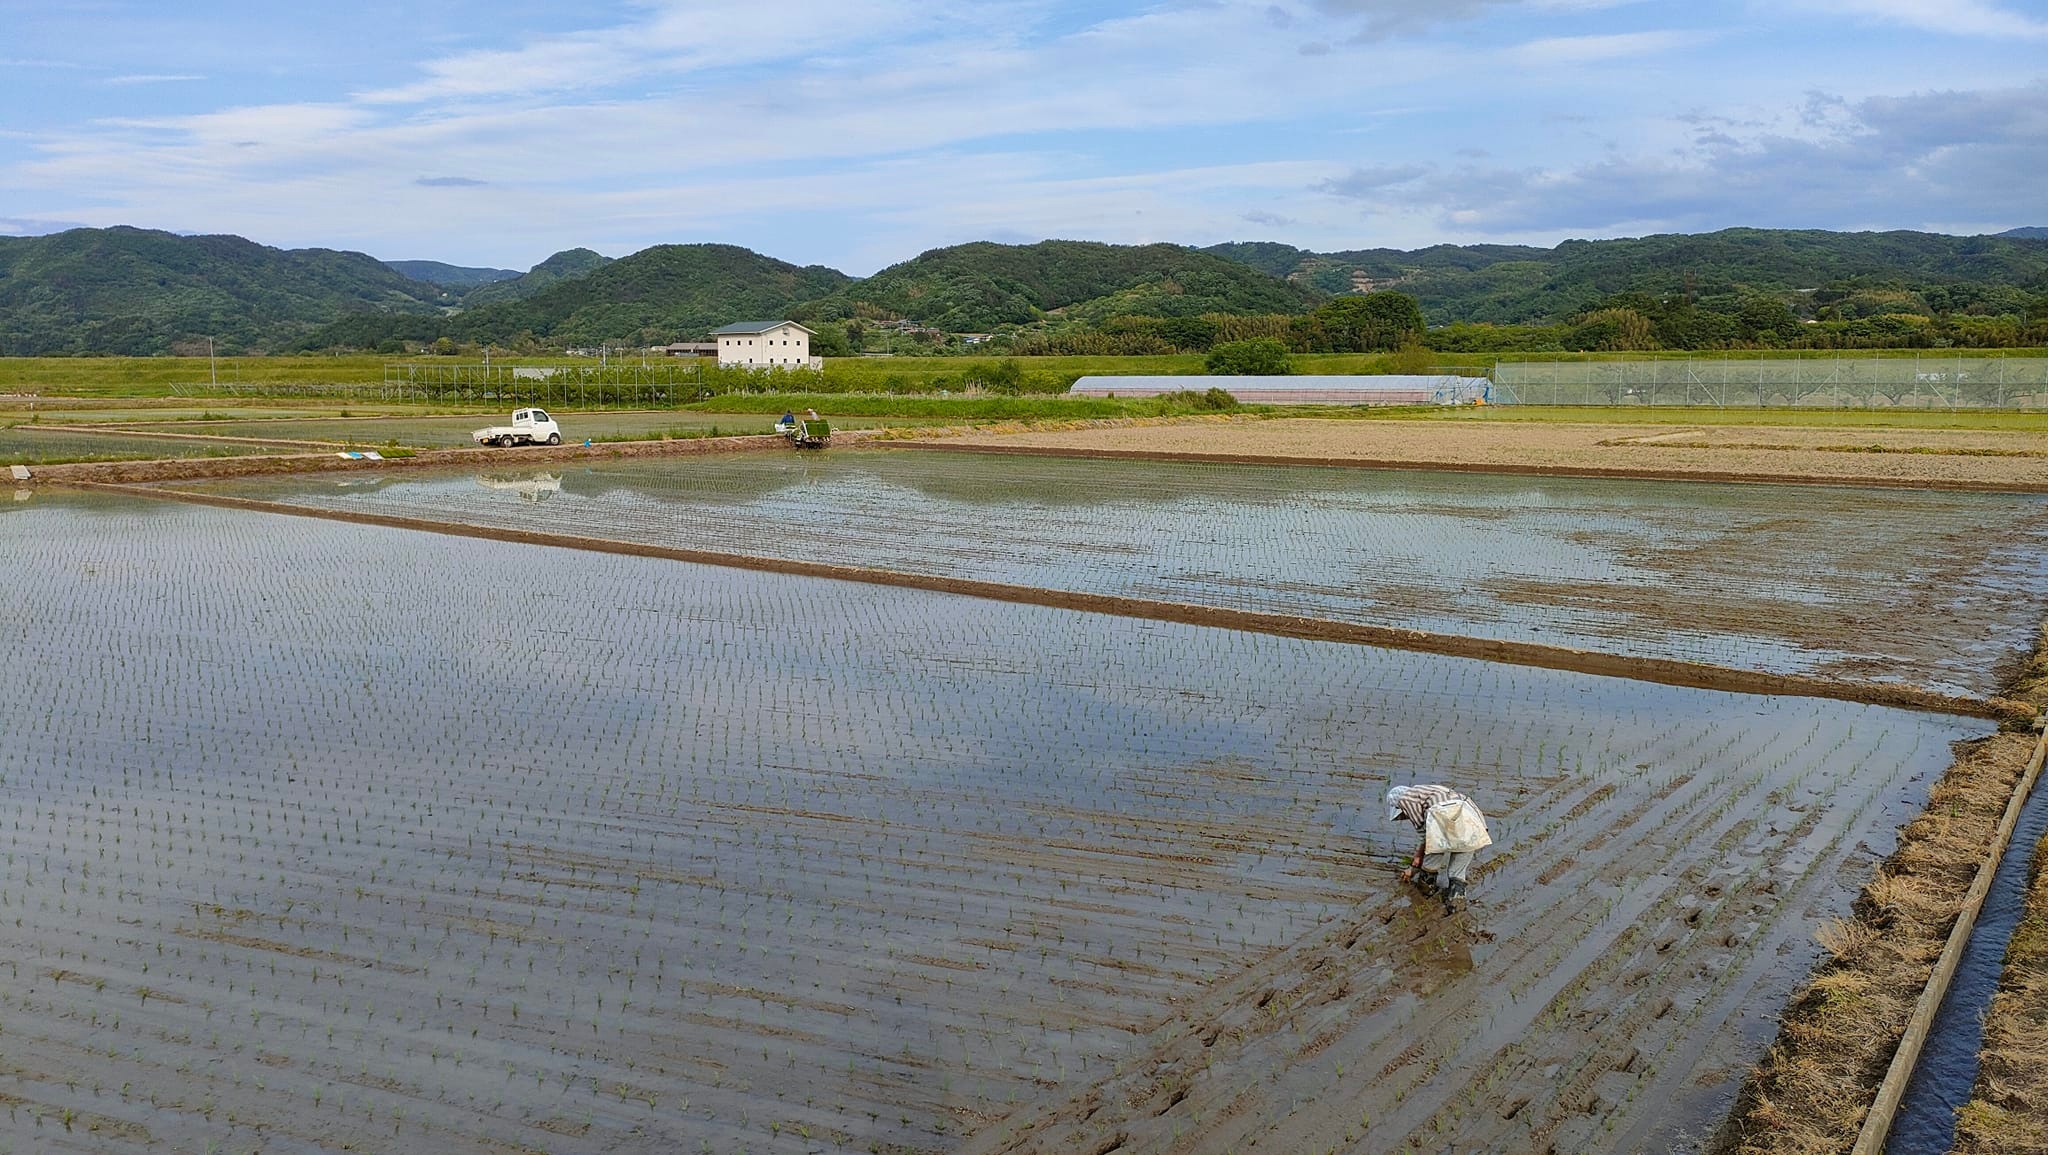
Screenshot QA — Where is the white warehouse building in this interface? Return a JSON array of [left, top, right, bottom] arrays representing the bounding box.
[[712, 320, 819, 370]]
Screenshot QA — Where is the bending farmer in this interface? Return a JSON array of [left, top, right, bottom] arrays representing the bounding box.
[[1386, 784, 1493, 912]]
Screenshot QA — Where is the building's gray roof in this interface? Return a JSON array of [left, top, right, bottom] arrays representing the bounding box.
[[710, 320, 814, 336]]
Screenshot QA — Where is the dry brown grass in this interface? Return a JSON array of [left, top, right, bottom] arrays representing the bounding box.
[[1720, 628, 2048, 1155]]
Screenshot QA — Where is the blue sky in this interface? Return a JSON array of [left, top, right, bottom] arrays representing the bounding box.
[[1, 0, 2044, 274]]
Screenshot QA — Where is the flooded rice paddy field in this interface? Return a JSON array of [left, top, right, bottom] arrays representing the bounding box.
[[181, 448, 2048, 697], [0, 491, 1989, 1153]]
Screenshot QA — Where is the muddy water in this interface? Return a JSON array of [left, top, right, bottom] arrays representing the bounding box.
[[0, 492, 1991, 1153], [177, 449, 2048, 696]]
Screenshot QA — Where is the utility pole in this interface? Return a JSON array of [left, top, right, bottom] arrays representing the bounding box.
[[208, 337, 217, 389]]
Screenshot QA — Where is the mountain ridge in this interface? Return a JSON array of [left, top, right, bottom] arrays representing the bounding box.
[[0, 226, 444, 355], [3, 225, 2045, 355], [793, 239, 1323, 331], [383, 260, 521, 288], [458, 248, 614, 308], [297, 244, 849, 351], [1202, 228, 2048, 325]]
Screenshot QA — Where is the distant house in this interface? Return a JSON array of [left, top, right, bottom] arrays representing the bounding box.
[[711, 321, 818, 370], [654, 342, 718, 357]]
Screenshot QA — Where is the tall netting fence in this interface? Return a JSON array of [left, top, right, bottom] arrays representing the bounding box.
[[170, 363, 716, 405], [1492, 356, 2048, 409], [375, 363, 708, 408]]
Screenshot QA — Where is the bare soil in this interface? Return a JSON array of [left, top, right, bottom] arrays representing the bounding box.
[[907, 417, 2048, 491]]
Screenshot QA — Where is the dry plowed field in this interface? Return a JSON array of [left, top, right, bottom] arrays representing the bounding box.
[[921, 417, 2048, 489], [0, 486, 2001, 1153]]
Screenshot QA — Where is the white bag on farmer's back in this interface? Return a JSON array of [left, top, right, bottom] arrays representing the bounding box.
[[1425, 799, 1493, 855]]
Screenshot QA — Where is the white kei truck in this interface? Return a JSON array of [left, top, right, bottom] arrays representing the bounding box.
[[472, 409, 563, 448]]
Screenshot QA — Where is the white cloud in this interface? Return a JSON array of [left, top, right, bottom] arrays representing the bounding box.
[[0, 217, 88, 236], [104, 74, 206, 86], [2, 1, 2043, 267], [16, 1, 1449, 203], [1315, 0, 1641, 39], [1507, 30, 1704, 67], [354, 0, 951, 104], [1792, 0, 2048, 39], [1319, 81, 2048, 237]]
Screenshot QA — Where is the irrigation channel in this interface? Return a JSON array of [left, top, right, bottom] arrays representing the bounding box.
[[6, 447, 2048, 1154]]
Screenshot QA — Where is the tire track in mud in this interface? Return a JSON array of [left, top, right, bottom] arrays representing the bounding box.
[[958, 722, 1952, 1155], [78, 481, 1997, 720]]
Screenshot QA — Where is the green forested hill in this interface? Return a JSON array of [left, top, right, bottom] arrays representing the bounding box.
[[382, 260, 520, 288], [1204, 229, 2048, 325], [458, 248, 612, 307], [299, 244, 851, 351], [8, 225, 2046, 356], [796, 240, 1323, 331], [0, 226, 445, 355]]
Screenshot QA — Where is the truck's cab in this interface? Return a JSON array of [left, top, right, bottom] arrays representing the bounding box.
[[474, 409, 563, 447]]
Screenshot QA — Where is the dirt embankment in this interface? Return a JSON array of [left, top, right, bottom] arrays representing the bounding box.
[[15, 429, 880, 485], [898, 418, 2048, 492], [1721, 632, 2048, 1155]]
